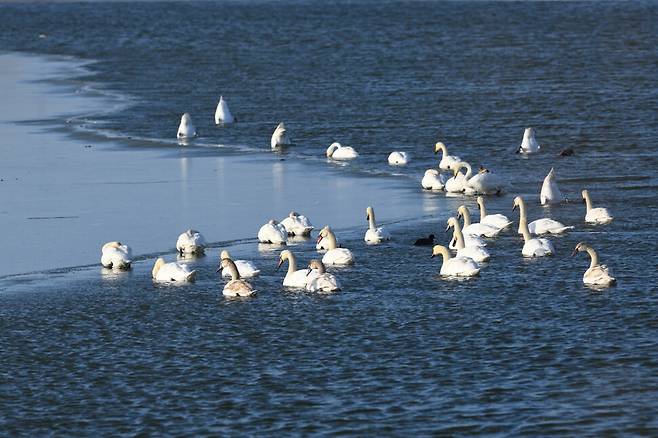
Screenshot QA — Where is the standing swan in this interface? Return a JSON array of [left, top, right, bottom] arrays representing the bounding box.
[[101, 241, 132, 270], [540, 168, 564, 205], [258, 219, 287, 244], [571, 242, 616, 286], [214, 95, 234, 124], [317, 226, 355, 265], [152, 258, 196, 283], [176, 229, 206, 256], [277, 250, 316, 288], [476, 196, 512, 230], [582, 190, 613, 224], [326, 142, 359, 160], [446, 217, 491, 262], [388, 151, 409, 165], [434, 142, 462, 170], [219, 250, 260, 278], [364, 206, 391, 244], [271, 122, 291, 149], [306, 260, 341, 292], [431, 245, 480, 277], [177, 113, 197, 138], [218, 258, 255, 297], [513, 198, 555, 257], [518, 127, 540, 154], [458, 205, 502, 237], [513, 196, 573, 235]]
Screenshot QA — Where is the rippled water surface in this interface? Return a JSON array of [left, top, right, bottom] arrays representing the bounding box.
[[1, 0, 658, 435]]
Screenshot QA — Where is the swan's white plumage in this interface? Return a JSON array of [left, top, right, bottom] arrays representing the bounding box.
[[214, 95, 234, 124], [573, 242, 616, 286], [271, 122, 291, 149], [519, 127, 540, 154], [364, 206, 390, 244], [432, 245, 480, 277], [466, 169, 505, 195], [305, 260, 341, 292], [152, 258, 196, 282], [446, 217, 491, 263], [317, 226, 354, 265], [258, 220, 287, 244], [176, 229, 206, 255], [278, 250, 315, 288], [177, 113, 197, 138], [280, 212, 314, 236], [421, 169, 448, 191], [527, 219, 573, 235], [522, 237, 555, 257], [458, 205, 502, 237], [101, 241, 132, 270], [435, 142, 462, 171], [326, 142, 358, 160], [582, 190, 613, 224], [388, 151, 409, 165], [476, 197, 512, 230], [540, 168, 564, 205], [220, 250, 260, 278]]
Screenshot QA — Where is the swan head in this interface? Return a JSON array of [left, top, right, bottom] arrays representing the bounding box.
[[268, 219, 279, 225], [152, 258, 165, 278], [218, 257, 240, 278], [476, 196, 484, 209], [446, 217, 458, 231], [431, 245, 450, 260], [581, 189, 589, 203], [102, 241, 123, 250], [366, 206, 374, 221], [307, 259, 326, 275], [571, 241, 590, 257], [220, 250, 230, 260], [424, 169, 439, 177], [317, 225, 332, 244], [434, 142, 447, 155], [180, 113, 192, 125], [289, 211, 299, 218], [456, 205, 469, 219], [452, 162, 468, 176], [326, 142, 341, 157], [512, 196, 524, 211], [277, 249, 293, 269], [478, 165, 489, 174]]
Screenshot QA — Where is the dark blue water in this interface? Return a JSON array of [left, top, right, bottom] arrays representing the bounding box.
[[1, 1, 658, 435]]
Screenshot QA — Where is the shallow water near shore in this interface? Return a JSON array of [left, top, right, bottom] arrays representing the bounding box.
[[1, 0, 658, 435]]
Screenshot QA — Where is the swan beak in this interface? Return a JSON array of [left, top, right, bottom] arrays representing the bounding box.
[[316, 235, 323, 244], [570, 249, 578, 257], [276, 259, 283, 270], [430, 254, 435, 258], [444, 225, 450, 232], [216, 265, 223, 273], [306, 269, 312, 277], [512, 204, 517, 212]]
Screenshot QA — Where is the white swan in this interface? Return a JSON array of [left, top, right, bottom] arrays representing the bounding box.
[[513, 198, 555, 257], [518, 127, 540, 154], [177, 113, 197, 138], [214, 95, 234, 124], [446, 217, 491, 263], [431, 245, 480, 277], [513, 196, 573, 235], [458, 205, 502, 237], [219, 250, 260, 278], [258, 219, 287, 244], [326, 142, 358, 160], [540, 167, 564, 205], [280, 211, 314, 236], [218, 258, 256, 297], [306, 260, 341, 293], [176, 229, 206, 256], [445, 163, 470, 193], [476, 196, 512, 230], [388, 151, 409, 165], [582, 190, 613, 224], [317, 226, 354, 265], [152, 257, 196, 282], [465, 165, 505, 195], [271, 122, 291, 149], [572, 242, 616, 286], [364, 206, 391, 244], [277, 249, 316, 288], [421, 169, 449, 191], [434, 142, 462, 170], [101, 241, 132, 270]]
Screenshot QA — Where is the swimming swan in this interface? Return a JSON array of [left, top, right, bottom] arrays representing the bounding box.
[[518, 127, 540, 154], [258, 219, 287, 244], [513, 198, 555, 257], [476, 196, 512, 230], [388, 151, 409, 165], [177, 113, 197, 138], [465, 165, 506, 195], [306, 260, 341, 293], [446, 217, 491, 262], [421, 169, 449, 191], [280, 211, 314, 236], [431, 245, 480, 277], [176, 229, 206, 256], [271, 122, 291, 149], [364, 206, 391, 244], [457, 205, 502, 237], [219, 250, 260, 278], [445, 163, 471, 193], [540, 167, 564, 205], [434, 142, 462, 170], [277, 249, 317, 288], [101, 241, 132, 270], [317, 226, 355, 265], [152, 258, 196, 282], [513, 196, 573, 235], [571, 242, 616, 286], [214, 95, 234, 124], [218, 258, 256, 297], [326, 142, 358, 160], [582, 190, 613, 224]]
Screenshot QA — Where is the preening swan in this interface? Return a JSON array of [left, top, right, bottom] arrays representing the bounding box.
[[513, 196, 573, 235], [258, 219, 287, 244], [457, 205, 502, 237], [388, 151, 409, 165], [446, 218, 491, 262], [271, 122, 291, 149], [434, 142, 462, 170], [280, 211, 314, 236], [476, 196, 512, 230], [219, 250, 260, 278], [218, 258, 256, 297], [317, 226, 354, 265], [540, 168, 564, 205], [431, 245, 480, 277], [326, 142, 358, 160], [513, 198, 555, 257], [176, 229, 206, 256], [364, 206, 391, 244], [572, 242, 616, 287], [582, 190, 613, 224], [445, 162, 470, 193], [306, 260, 341, 293], [421, 169, 448, 191], [518, 127, 540, 154], [466, 166, 505, 195], [152, 258, 196, 282], [214, 95, 234, 124], [277, 249, 316, 288], [177, 113, 197, 138], [101, 241, 132, 270]]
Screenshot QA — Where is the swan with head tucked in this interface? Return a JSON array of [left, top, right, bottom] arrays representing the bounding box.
[[101, 241, 132, 270], [582, 190, 613, 224], [258, 219, 287, 244], [388, 151, 409, 166], [326, 142, 358, 160], [218, 258, 255, 297], [457, 205, 502, 237], [513, 196, 573, 235], [152, 258, 196, 283], [364, 206, 391, 244], [513, 198, 555, 257], [177, 113, 197, 138], [317, 226, 354, 265], [214, 95, 234, 124], [176, 229, 206, 256], [280, 211, 314, 236], [421, 169, 449, 191], [277, 250, 317, 288], [446, 217, 491, 263], [476, 196, 512, 230], [431, 245, 480, 277], [571, 242, 616, 286], [271, 122, 291, 149], [518, 127, 540, 154], [434, 142, 462, 170], [306, 260, 341, 293], [219, 250, 260, 278], [540, 168, 564, 205], [466, 165, 506, 195]]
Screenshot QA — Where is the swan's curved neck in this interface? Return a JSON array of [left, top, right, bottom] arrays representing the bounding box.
[[225, 260, 241, 281], [368, 210, 377, 230], [452, 222, 465, 249], [461, 208, 472, 227], [327, 144, 338, 157], [438, 144, 447, 158], [585, 247, 599, 269], [462, 163, 472, 179], [324, 231, 338, 250], [285, 253, 298, 274], [583, 192, 593, 212], [478, 200, 487, 220], [437, 246, 451, 262]]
